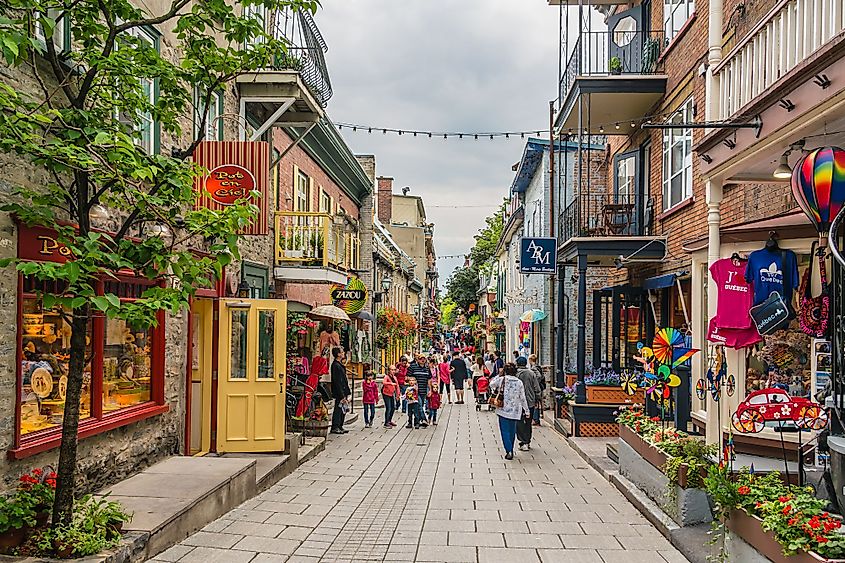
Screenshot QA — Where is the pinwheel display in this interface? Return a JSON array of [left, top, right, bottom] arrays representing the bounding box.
[[620, 372, 639, 395], [642, 364, 681, 401], [652, 327, 699, 367]]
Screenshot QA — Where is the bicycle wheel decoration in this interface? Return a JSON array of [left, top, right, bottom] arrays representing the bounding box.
[[725, 373, 736, 397], [732, 408, 765, 433], [695, 379, 706, 401], [732, 388, 827, 433], [797, 404, 829, 430]]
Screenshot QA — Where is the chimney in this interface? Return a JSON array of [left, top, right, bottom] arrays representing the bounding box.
[[377, 176, 393, 224]]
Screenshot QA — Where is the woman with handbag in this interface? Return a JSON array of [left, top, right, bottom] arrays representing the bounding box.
[[489, 363, 530, 460]]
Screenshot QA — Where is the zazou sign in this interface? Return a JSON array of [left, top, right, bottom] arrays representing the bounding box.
[[520, 237, 557, 275]]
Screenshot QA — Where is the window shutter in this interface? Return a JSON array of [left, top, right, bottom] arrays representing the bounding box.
[[292, 165, 300, 211], [308, 177, 315, 212]]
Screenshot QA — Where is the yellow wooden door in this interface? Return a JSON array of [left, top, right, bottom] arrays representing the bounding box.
[[217, 299, 286, 453]]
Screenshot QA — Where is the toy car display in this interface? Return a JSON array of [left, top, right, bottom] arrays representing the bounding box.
[[731, 387, 828, 433]]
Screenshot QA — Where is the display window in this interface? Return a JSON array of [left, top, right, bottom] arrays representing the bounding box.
[[13, 225, 167, 457]]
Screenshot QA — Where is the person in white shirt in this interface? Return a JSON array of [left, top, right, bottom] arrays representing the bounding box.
[[489, 363, 530, 460]]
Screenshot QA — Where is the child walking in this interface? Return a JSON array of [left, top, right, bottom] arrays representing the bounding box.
[[362, 371, 378, 428], [427, 379, 441, 426], [405, 377, 421, 429]]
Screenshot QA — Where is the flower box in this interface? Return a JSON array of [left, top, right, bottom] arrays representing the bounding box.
[[587, 386, 644, 404], [618, 423, 707, 489], [725, 509, 845, 563]]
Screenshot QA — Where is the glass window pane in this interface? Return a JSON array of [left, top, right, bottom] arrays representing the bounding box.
[[671, 174, 683, 204], [102, 318, 152, 412], [230, 310, 248, 379], [20, 297, 92, 436], [257, 310, 275, 379]]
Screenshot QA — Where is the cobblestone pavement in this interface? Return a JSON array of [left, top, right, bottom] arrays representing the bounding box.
[[152, 397, 689, 563]]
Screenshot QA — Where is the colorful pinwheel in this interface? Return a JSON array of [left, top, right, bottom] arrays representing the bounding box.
[[620, 372, 639, 396], [652, 327, 700, 368]]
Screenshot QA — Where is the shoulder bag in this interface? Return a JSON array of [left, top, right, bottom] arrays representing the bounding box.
[[489, 376, 505, 408], [798, 243, 829, 338]]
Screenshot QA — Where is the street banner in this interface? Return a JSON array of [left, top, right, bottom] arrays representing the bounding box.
[[193, 141, 270, 235], [520, 237, 557, 274]]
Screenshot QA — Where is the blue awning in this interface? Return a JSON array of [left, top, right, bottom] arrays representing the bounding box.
[[642, 271, 688, 290]]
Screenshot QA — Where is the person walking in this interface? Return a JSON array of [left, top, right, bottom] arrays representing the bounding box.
[[397, 355, 409, 413], [515, 356, 541, 450], [408, 355, 431, 426], [470, 355, 485, 400], [484, 353, 494, 378], [491, 350, 504, 378], [490, 363, 530, 460], [330, 347, 351, 435], [405, 377, 421, 429], [382, 365, 400, 428], [427, 378, 441, 426], [529, 354, 545, 426], [438, 355, 452, 404], [449, 352, 468, 404], [362, 371, 379, 428]]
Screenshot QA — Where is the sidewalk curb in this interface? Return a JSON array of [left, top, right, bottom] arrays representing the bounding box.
[[551, 421, 709, 563]]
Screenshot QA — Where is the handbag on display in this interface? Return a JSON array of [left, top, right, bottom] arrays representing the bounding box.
[[489, 376, 505, 408], [798, 243, 829, 338], [750, 291, 791, 335]]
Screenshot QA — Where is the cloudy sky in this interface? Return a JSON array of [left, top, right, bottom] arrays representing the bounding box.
[[315, 1, 563, 286]]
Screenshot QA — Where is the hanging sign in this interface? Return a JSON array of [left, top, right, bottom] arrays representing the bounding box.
[[331, 277, 368, 314], [193, 141, 269, 235], [520, 237, 557, 274]]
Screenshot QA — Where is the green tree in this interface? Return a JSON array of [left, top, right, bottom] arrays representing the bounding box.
[[445, 266, 478, 311], [440, 296, 457, 327], [0, 0, 317, 525]]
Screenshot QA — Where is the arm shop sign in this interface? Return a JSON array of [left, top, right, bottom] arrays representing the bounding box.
[[520, 237, 557, 274]]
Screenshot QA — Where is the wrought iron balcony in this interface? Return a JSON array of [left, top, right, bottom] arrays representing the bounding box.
[[275, 212, 359, 271], [270, 9, 333, 108], [559, 192, 648, 243]]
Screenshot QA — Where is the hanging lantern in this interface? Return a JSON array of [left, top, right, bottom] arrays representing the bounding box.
[[791, 146, 845, 237]]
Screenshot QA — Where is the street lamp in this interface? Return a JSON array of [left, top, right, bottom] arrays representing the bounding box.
[[381, 277, 393, 292]]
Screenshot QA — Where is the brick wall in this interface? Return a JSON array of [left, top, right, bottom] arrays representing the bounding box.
[[721, 182, 796, 227], [377, 176, 393, 224], [273, 129, 360, 220]]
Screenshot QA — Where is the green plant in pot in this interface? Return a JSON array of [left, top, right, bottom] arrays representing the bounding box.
[[0, 496, 36, 552], [77, 495, 132, 540], [609, 56, 622, 75]]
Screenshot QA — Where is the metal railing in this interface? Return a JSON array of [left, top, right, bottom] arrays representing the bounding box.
[[559, 30, 666, 107], [559, 192, 643, 242], [715, 0, 844, 120], [275, 212, 359, 270], [270, 9, 333, 107]]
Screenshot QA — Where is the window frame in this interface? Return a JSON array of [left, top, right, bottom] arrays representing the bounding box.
[[194, 88, 224, 141], [12, 227, 167, 460], [661, 98, 694, 211], [33, 9, 71, 54], [663, 0, 695, 43], [295, 170, 309, 212], [127, 26, 161, 155]]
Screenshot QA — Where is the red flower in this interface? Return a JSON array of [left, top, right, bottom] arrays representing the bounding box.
[[32, 468, 43, 476], [737, 486, 751, 495], [650, 416, 660, 422], [778, 496, 790, 503], [809, 519, 822, 529], [818, 536, 829, 543], [782, 505, 792, 515], [788, 517, 799, 526], [755, 501, 763, 508]]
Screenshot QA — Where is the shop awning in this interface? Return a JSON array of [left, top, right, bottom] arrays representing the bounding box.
[[642, 271, 688, 290]]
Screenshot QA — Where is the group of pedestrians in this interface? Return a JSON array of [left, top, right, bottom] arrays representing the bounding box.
[[329, 346, 547, 460]]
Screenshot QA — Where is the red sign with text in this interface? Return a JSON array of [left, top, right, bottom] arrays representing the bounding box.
[[18, 225, 74, 263], [193, 141, 269, 235]]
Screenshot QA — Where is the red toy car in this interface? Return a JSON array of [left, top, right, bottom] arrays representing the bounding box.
[[731, 388, 828, 433]]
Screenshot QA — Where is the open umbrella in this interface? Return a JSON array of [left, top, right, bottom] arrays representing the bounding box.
[[519, 309, 547, 323], [309, 305, 351, 321], [352, 310, 374, 321]]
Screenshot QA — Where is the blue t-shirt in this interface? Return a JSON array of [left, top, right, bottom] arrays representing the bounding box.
[[744, 247, 799, 306]]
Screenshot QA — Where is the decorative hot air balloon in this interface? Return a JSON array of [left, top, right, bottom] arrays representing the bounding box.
[[791, 146, 845, 237]]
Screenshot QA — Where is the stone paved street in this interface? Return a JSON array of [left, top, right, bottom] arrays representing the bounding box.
[[152, 398, 689, 563]]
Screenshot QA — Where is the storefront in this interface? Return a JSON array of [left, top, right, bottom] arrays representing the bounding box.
[[14, 224, 169, 459]]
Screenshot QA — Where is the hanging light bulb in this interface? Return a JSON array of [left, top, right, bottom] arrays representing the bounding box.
[[368, 128, 372, 133], [631, 121, 637, 128], [382, 129, 387, 134], [489, 135, 494, 140], [615, 123, 620, 130], [474, 135, 478, 140], [505, 133, 509, 139], [459, 134, 463, 139], [398, 130, 403, 136], [413, 132, 417, 137], [353, 126, 357, 132], [88, 204, 109, 221], [428, 133, 432, 138], [599, 126, 604, 133]]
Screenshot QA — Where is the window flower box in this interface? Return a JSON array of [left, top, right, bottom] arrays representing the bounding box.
[[725, 509, 845, 563], [587, 386, 644, 404]]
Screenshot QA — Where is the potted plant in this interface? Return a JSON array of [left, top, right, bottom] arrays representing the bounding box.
[[0, 495, 36, 552], [609, 56, 622, 74], [78, 494, 132, 539], [16, 468, 56, 527]]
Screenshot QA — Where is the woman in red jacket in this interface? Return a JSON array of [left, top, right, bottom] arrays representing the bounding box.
[[381, 365, 401, 428]]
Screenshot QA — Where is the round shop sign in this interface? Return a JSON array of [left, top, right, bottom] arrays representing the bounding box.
[[332, 277, 368, 315], [205, 164, 256, 206]]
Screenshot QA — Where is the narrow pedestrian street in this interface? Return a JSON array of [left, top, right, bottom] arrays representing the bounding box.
[[152, 399, 689, 563]]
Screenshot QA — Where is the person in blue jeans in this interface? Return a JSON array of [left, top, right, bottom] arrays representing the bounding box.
[[489, 363, 530, 460]]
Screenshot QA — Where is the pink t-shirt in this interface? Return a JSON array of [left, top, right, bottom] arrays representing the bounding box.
[[710, 258, 754, 329], [438, 362, 450, 383]]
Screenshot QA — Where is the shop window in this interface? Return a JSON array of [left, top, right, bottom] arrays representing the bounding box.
[[21, 281, 93, 436], [230, 309, 249, 379], [257, 310, 275, 379], [18, 275, 164, 447], [662, 98, 694, 210], [664, 0, 694, 43]]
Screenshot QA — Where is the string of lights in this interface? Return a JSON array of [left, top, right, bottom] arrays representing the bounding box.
[[331, 106, 702, 141]]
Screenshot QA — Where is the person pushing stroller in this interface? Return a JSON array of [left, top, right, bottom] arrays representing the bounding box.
[[475, 372, 491, 411]]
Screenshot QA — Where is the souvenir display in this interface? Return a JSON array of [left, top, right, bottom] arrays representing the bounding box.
[[102, 319, 152, 412], [707, 317, 762, 349], [745, 238, 799, 308], [696, 346, 735, 402], [710, 256, 754, 329], [730, 387, 828, 434], [633, 328, 698, 403], [797, 243, 829, 337]]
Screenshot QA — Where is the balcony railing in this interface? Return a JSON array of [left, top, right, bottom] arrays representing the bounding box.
[[270, 9, 333, 107], [275, 212, 359, 270], [559, 30, 666, 106], [559, 192, 645, 242], [716, 0, 844, 120]]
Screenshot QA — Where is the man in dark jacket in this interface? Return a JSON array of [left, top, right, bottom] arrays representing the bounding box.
[[515, 356, 541, 450], [408, 355, 431, 426], [330, 347, 351, 434]]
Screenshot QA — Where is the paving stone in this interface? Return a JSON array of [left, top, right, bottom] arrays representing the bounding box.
[[415, 545, 478, 562], [538, 549, 603, 563], [177, 546, 257, 563], [222, 521, 287, 538], [504, 533, 564, 549], [448, 531, 505, 547], [478, 546, 541, 563], [231, 536, 301, 555], [180, 531, 243, 549], [155, 544, 193, 562]]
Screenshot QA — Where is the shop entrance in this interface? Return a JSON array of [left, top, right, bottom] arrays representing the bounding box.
[[189, 299, 214, 454], [216, 299, 287, 453]]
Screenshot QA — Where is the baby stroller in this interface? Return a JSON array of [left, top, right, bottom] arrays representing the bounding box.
[[475, 375, 490, 411]]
